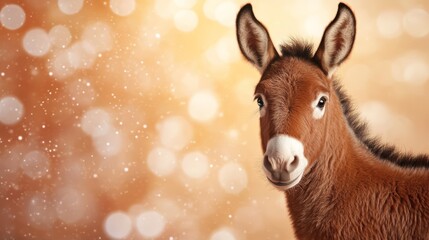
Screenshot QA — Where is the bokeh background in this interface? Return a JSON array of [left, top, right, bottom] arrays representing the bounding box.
[[1, 0, 428, 239]]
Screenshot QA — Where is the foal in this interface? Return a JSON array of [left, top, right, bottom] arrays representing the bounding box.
[[236, 3, 429, 239]]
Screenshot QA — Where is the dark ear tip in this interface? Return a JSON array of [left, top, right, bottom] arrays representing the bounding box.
[[338, 2, 352, 13], [238, 3, 253, 16]]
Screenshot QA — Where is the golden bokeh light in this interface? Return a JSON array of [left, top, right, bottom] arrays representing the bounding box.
[[1, 0, 429, 239]]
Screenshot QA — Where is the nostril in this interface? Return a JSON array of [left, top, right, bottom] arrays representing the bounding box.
[[263, 156, 273, 171], [287, 155, 299, 172]]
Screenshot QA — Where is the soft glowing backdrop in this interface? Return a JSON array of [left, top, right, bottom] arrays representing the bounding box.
[[1, 0, 428, 239]]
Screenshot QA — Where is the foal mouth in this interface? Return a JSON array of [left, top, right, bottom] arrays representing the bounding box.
[[267, 172, 303, 187]]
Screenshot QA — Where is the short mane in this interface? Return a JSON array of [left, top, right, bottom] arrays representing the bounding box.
[[334, 81, 429, 169], [280, 39, 429, 169]]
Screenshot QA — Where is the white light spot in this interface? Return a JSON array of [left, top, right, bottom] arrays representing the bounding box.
[[210, 228, 236, 240], [104, 211, 132, 239], [109, 0, 135, 16], [21, 150, 50, 179], [188, 90, 219, 122], [82, 21, 112, 53], [376, 10, 402, 38], [403, 8, 429, 38], [22, 28, 51, 57], [174, 9, 198, 32], [218, 162, 248, 194], [147, 147, 177, 177], [0, 4, 26, 30], [157, 116, 193, 151], [0, 96, 24, 125], [49, 25, 72, 49], [58, 0, 84, 15], [136, 211, 166, 238], [181, 151, 209, 179], [81, 108, 112, 137]]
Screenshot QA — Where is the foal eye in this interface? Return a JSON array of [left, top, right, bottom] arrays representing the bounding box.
[[316, 96, 327, 109], [256, 96, 264, 109]]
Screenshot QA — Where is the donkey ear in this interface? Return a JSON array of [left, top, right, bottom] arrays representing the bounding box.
[[236, 4, 279, 74], [313, 3, 356, 77]]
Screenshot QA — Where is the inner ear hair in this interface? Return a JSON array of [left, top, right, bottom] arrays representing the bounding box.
[[236, 4, 279, 74], [313, 3, 356, 77]]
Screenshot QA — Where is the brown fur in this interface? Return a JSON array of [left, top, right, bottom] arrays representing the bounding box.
[[237, 2, 429, 239]]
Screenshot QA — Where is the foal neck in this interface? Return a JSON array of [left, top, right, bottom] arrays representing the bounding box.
[[284, 93, 372, 234]]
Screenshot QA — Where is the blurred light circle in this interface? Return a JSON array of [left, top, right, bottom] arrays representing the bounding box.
[[48, 49, 75, 79], [174, 0, 197, 9], [21, 150, 50, 179], [147, 147, 176, 177], [214, 1, 237, 27], [27, 194, 56, 229], [147, 147, 177, 177], [104, 211, 132, 239], [23, 28, 51, 57], [110, 0, 135, 16], [188, 90, 219, 122], [58, 0, 84, 15], [210, 228, 236, 240], [49, 25, 72, 48], [174, 9, 198, 32], [93, 130, 123, 157], [203, 0, 217, 20], [403, 58, 429, 85], [391, 52, 429, 85], [154, 0, 177, 19], [82, 21, 112, 53], [218, 162, 248, 194], [0, 4, 25, 30], [135, 211, 166, 238], [215, 36, 239, 63], [376, 10, 402, 38], [55, 186, 87, 224], [158, 116, 193, 151], [81, 108, 112, 137], [0, 96, 24, 125], [403, 8, 429, 38], [181, 151, 209, 179], [67, 41, 97, 69], [234, 78, 254, 105]]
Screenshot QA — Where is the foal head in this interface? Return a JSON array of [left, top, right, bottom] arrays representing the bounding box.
[[236, 3, 356, 190]]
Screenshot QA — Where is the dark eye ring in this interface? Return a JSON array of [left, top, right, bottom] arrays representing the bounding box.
[[255, 96, 264, 109], [317, 96, 327, 109]]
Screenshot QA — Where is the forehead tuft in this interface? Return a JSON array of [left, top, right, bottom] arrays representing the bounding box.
[[280, 40, 314, 61]]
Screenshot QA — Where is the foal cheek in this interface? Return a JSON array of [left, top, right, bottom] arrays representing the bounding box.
[[259, 116, 271, 152]]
